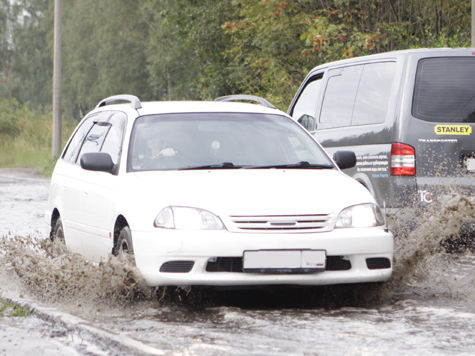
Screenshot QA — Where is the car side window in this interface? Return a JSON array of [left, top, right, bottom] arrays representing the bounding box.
[[76, 122, 111, 162], [100, 112, 126, 165], [291, 75, 323, 130], [62, 116, 95, 163], [319, 65, 363, 129], [352, 62, 396, 125]]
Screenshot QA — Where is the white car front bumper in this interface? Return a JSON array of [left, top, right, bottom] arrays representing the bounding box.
[[132, 227, 393, 287]]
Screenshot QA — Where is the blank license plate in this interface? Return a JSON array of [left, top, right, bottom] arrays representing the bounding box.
[[243, 250, 326, 273]]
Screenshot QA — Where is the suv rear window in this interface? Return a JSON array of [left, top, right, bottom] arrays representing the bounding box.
[[412, 57, 475, 123]]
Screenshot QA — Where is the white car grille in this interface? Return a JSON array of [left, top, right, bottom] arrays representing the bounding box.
[[229, 214, 332, 233]]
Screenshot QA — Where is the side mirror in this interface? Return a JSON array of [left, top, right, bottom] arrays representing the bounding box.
[[297, 114, 316, 131], [80, 152, 115, 173], [333, 151, 356, 170]]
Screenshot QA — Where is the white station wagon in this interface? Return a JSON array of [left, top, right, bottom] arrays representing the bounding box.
[[46, 94, 393, 287]]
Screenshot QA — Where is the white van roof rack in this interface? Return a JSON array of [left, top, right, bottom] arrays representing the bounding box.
[[96, 94, 142, 110], [215, 95, 276, 109]]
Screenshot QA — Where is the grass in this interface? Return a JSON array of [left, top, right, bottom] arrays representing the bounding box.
[[0, 99, 74, 176], [0, 297, 30, 317], [0, 137, 57, 176]]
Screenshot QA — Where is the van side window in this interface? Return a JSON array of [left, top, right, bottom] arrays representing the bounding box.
[[319, 62, 395, 129], [319, 65, 362, 129], [291, 75, 323, 130], [352, 62, 396, 125]]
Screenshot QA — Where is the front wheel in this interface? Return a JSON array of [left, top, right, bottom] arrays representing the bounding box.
[[113, 226, 136, 266], [51, 217, 65, 243]]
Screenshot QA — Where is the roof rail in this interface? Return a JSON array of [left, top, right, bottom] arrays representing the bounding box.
[[95, 94, 142, 110], [215, 95, 276, 109]]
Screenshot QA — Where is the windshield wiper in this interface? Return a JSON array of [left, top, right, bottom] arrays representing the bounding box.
[[249, 161, 334, 169], [181, 162, 243, 170], [182, 161, 333, 170]]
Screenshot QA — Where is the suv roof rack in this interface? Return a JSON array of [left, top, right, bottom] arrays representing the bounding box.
[[96, 94, 142, 110], [215, 95, 276, 109]]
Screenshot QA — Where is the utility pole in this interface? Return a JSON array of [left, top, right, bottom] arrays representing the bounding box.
[[52, 0, 62, 158]]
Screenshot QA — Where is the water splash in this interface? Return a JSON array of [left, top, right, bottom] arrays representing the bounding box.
[[0, 193, 473, 309], [387, 193, 474, 302], [0, 236, 153, 307]]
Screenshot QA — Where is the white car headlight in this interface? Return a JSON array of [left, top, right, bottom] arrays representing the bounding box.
[[335, 203, 385, 228], [154, 206, 224, 230]]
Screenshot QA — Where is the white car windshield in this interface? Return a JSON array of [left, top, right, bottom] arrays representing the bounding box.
[[127, 113, 334, 171]]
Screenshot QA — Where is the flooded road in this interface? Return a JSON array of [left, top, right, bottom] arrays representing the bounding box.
[[1, 168, 474, 355]]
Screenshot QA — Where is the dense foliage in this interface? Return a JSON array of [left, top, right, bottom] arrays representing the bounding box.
[[0, 97, 54, 173], [0, 0, 472, 118]]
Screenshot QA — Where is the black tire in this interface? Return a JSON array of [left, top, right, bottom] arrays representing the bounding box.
[[51, 217, 65, 243], [113, 226, 136, 266]]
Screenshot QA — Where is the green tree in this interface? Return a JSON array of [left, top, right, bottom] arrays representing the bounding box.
[[221, 0, 471, 109], [2, 0, 472, 116], [222, 0, 316, 109], [9, 0, 53, 109], [140, 0, 236, 100], [0, 0, 14, 98], [61, 0, 151, 119]]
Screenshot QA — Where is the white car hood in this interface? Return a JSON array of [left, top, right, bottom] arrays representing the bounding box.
[[128, 169, 374, 217]]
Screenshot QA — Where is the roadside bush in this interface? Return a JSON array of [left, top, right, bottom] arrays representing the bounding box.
[[0, 99, 20, 136], [0, 98, 77, 175], [0, 98, 54, 174]]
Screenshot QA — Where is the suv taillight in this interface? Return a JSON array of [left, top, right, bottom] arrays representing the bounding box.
[[391, 143, 415, 176]]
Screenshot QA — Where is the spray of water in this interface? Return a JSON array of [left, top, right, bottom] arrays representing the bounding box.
[[0, 236, 153, 308], [0, 193, 473, 309], [387, 192, 474, 302]]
